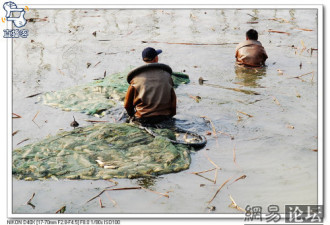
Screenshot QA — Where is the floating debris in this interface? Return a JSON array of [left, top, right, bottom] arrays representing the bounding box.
[[228, 195, 246, 212], [27, 17, 48, 22], [32, 111, 40, 122], [85, 119, 109, 123], [230, 175, 247, 185], [12, 130, 19, 136], [207, 178, 231, 204], [268, 18, 290, 23], [237, 111, 253, 118], [26, 93, 43, 98], [218, 131, 234, 140], [191, 168, 217, 175], [99, 198, 105, 208], [286, 124, 295, 129], [70, 116, 79, 129], [12, 113, 22, 119], [94, 61, 101, 68], [296, 28, 314, 31], [268, 29, 290, 35], [207, 205, 216, 212], [26, 193, 36, 209], [198, 77, 207, 85], [87, 63, 91, 68], [201, 116, 217, 137], [17, 138, 29, 146], [55, 206, 66, 214], [189, 95, 201, 103]]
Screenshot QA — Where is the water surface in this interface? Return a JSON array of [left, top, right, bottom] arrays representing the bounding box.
[[12, 8, 318, 214]]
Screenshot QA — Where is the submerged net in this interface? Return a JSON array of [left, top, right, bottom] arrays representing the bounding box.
[[41, 68, 190, 116], [13, 123, 191, 180]]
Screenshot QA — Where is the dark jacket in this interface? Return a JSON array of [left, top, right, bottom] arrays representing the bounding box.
[[235, 40, 268, 67], [124, 63, 177, 119]]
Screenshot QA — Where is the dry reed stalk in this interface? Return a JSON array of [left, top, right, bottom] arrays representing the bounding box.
[[12, 113, 22, 118], [85, 120, 109, 123], [296, 28, 313, 31], [99, 197, 105, 208], [203, 152, 221, 169], [230, 175, 247, 185], [12, 130, 19, 136], [105, 192, 118, 207], [55, 206, 66, 214], [17, 138, 29, 146], [293, 71, 314, 79], [232, 144, 238, 166], [141, 187, 170, 198], [57, 69, 65, 75], [207, 179, 231, 204], [188, 94, 201, 103], [191, 168, 217, 175], [26, 193, 35, 208], [214, 168, 218, 184], [228, 195, 246, 212], [272, 96, 284, 111], [195, 174, 215, 183], [87, 186, 168, 204], [267, 29, 290, 35], [237, 111, 253, 118], [86, 190, 106, 203], [142, 40, 238, 46], [26, 92, 42, 98], [201, 116, 217, 137], [218, 131, 234, 140], [32, 111, 40, 121], [311, 72, 315, 82], [268, 18, 290, 23], [94, 61, 101, 68], [300, 40, 307, 54]]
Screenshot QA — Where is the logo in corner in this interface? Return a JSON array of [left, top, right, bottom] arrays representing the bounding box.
[[2, 1, 29, 38]]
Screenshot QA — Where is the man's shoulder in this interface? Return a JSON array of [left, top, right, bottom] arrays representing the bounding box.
[[127, 63, 172, 83], [236, 40, 263, 51]]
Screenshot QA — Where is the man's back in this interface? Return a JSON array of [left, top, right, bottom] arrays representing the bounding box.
[[124, 63, 176, 119], [235, 40, 268, 67]]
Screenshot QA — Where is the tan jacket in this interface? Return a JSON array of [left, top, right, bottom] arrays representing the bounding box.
[[124, 63, 176, 118], [235, 40, 268, 67]]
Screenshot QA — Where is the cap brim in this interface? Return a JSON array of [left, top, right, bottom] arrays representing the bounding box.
[[156, 49, 162, 55]]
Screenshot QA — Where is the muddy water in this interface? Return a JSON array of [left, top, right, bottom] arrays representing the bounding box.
[[12, 9, 318, 214]]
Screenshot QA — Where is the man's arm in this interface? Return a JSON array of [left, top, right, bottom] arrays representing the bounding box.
[[124, 85, 136, 117]]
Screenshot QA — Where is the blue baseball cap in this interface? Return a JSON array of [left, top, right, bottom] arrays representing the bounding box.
[[142, 47, 162, 61]]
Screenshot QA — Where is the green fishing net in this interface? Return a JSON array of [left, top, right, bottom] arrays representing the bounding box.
[[41, 68, 190, 116], [13, 123, 191, 180]]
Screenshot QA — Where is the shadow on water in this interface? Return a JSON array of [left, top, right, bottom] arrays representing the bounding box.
[[234, 65, 267, 88]]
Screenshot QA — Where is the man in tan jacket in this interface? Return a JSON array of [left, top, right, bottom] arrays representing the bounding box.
[[124, 47, 177, 125], [235, 29, 268, 67]]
